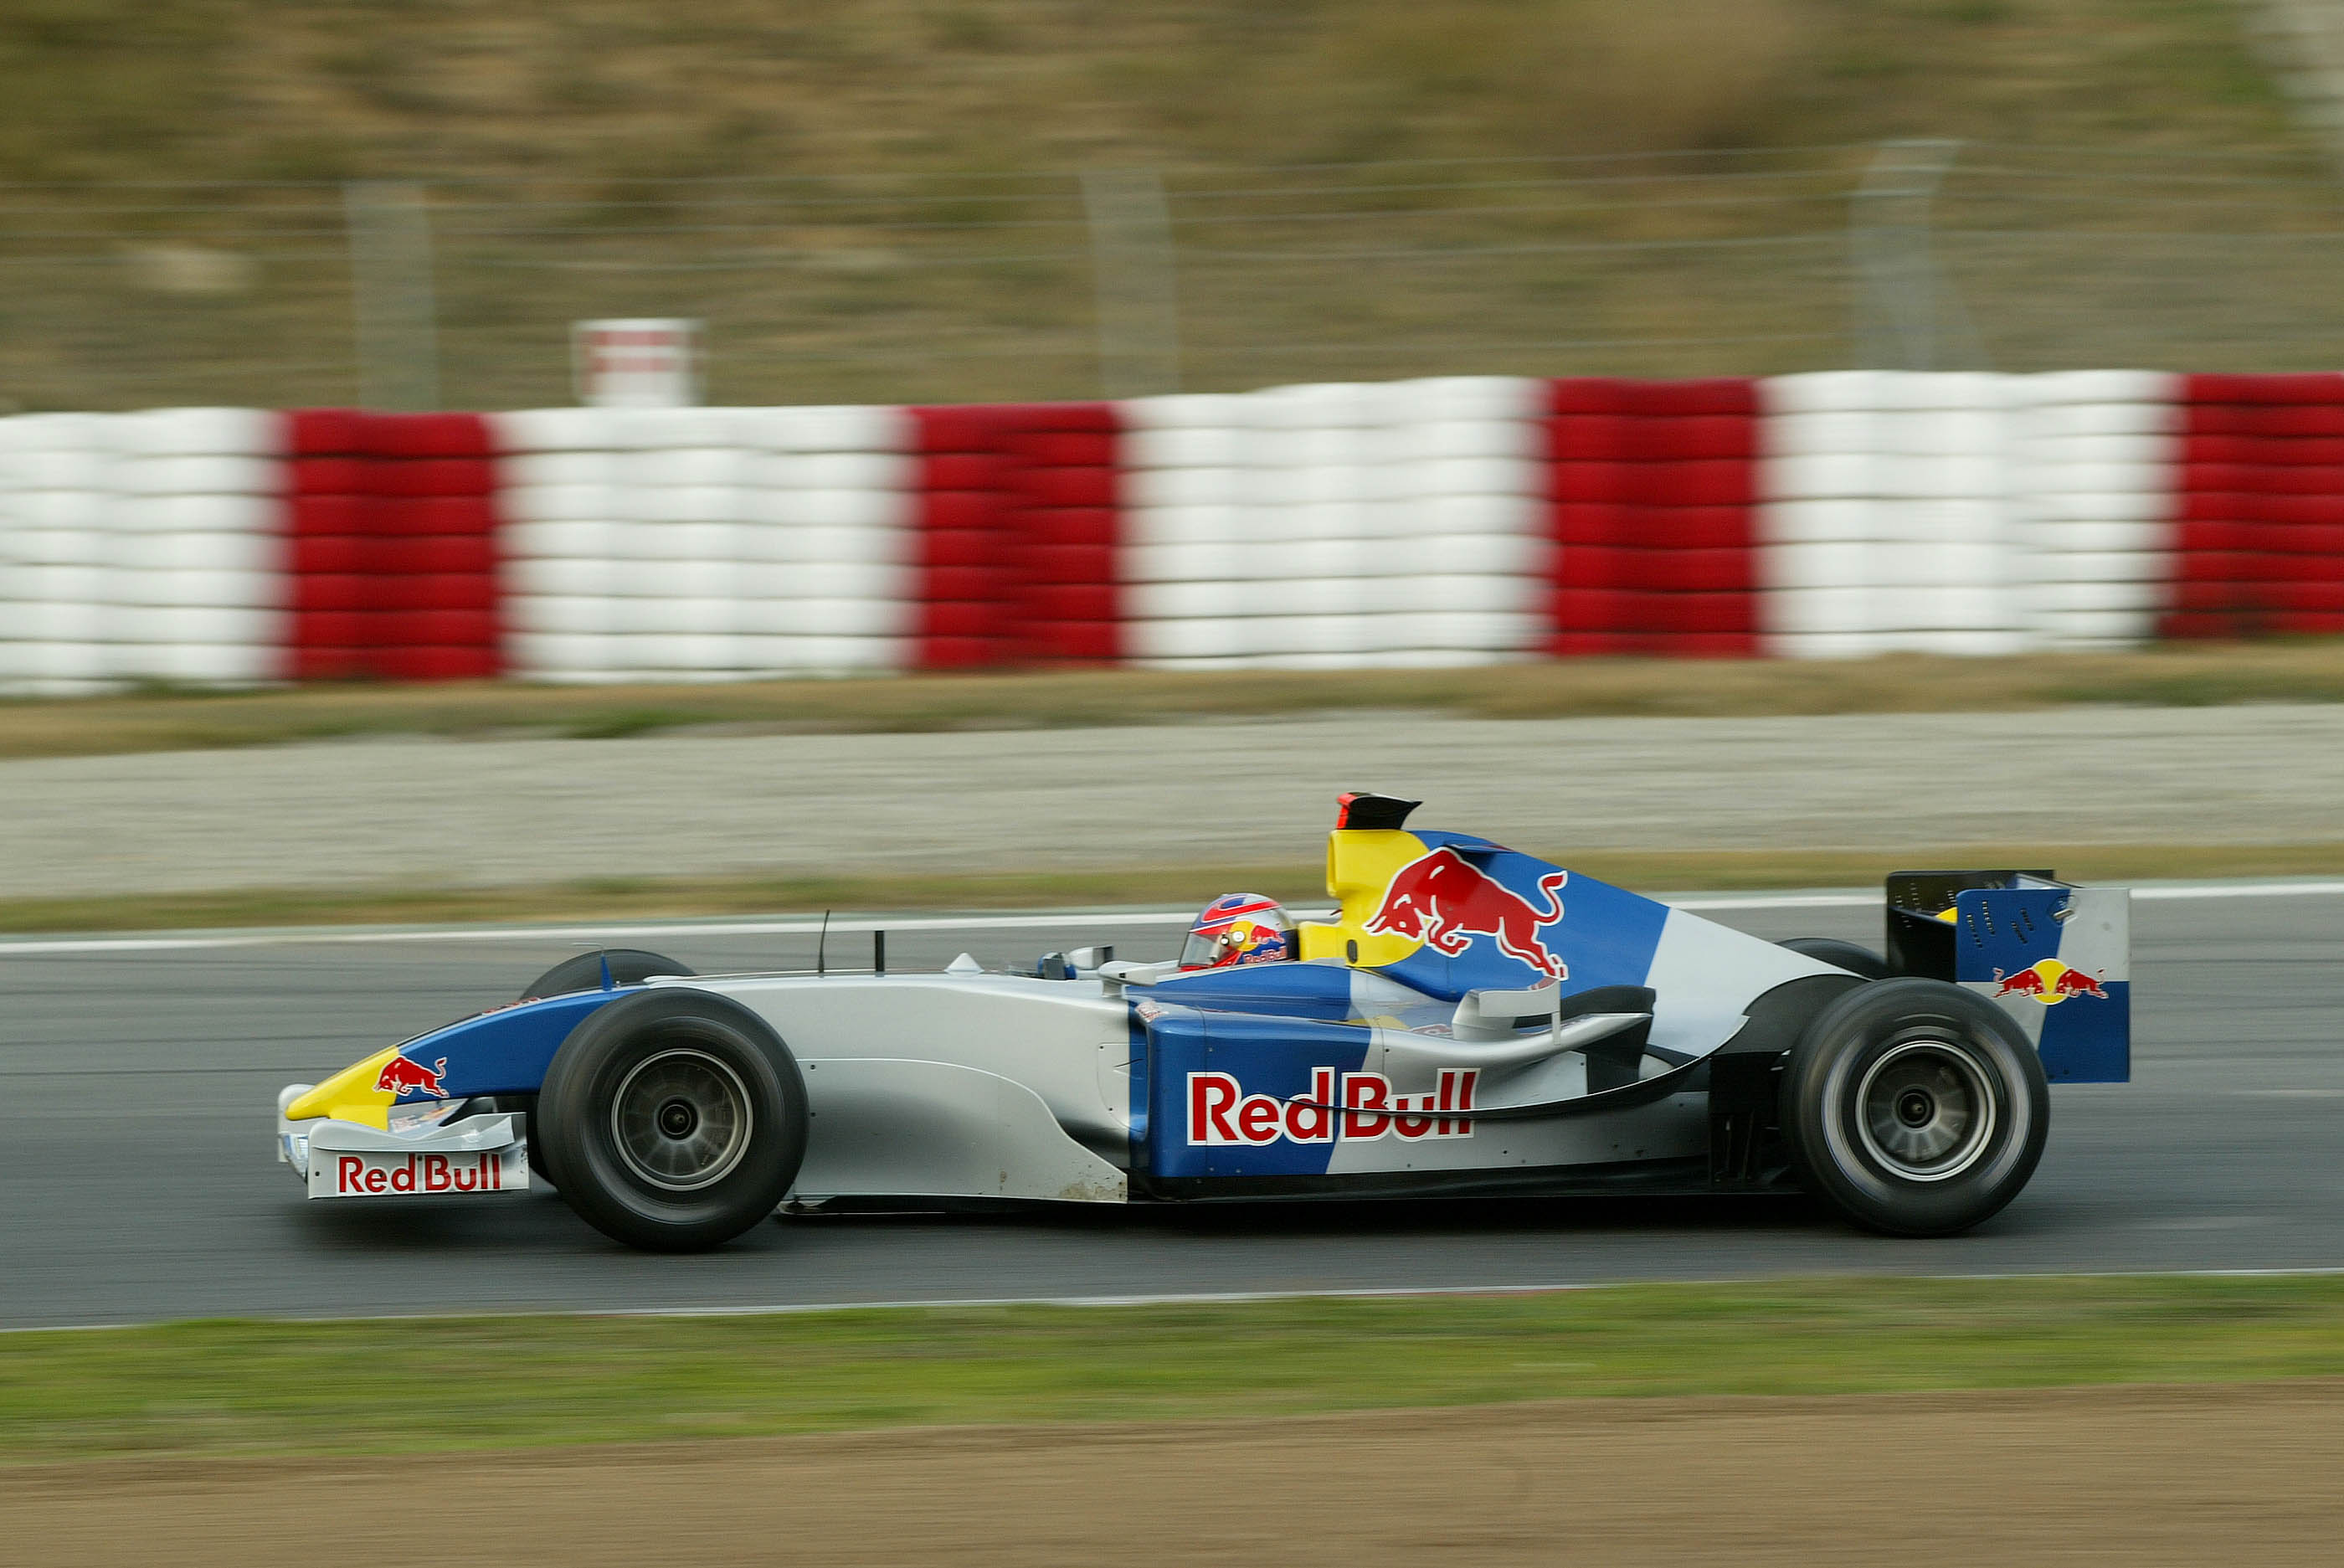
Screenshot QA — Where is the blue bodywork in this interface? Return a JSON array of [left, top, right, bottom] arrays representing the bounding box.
[[379, 990, 632, 1103]]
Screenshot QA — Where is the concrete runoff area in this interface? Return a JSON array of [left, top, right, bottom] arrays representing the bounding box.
[[3, 890, 2342, 1329], [3, 705, 2344, 898], [8, 1384, 2341, 1567]]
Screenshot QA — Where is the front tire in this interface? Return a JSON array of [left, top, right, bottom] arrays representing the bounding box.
[[538, 990, 808, 1252], [1781, 978, 2048, 1236], [518, 950, 697, 1191], [519, 949, 694, 1002]]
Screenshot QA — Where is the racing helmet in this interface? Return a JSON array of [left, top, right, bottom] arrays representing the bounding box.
[[1180, 893, 1296, 969]]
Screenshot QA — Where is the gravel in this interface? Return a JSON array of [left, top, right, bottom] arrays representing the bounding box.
[[5, 705, 2341, 897]]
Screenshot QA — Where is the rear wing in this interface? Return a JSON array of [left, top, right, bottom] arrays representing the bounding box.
[[1886, 871, 2130, 1084]]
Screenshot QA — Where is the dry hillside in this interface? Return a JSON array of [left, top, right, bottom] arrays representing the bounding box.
[[0, 3, 2329, 409]]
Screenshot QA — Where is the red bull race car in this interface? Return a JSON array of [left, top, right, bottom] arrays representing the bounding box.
[[275, 794, 2130, 1252]]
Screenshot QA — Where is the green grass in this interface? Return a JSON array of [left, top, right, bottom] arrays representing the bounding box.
[[5, 1276, 2344, 1463]]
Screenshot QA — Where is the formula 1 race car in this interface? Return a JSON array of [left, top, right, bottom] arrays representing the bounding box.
[[275, 794, 2131, 1252]]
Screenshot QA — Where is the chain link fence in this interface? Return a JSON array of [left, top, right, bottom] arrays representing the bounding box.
[[6, 141, 2344, 413]]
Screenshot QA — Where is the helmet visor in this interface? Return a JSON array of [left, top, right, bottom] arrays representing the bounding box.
[[1180, 928, 1228, 969]]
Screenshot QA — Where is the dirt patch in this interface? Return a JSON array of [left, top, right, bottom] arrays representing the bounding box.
[[7, 1382, 2340, 1566]]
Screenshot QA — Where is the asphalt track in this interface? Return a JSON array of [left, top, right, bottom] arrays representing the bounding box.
[[3, 887, 2341, 1329]]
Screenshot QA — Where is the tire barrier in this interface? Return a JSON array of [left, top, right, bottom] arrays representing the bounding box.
[[0, 409, 284, 694], [1122, 378, 1548, 669], [1760, 372, 2028, 659], [907, 402, 1120, 669], [2167, 373, 2344, 640], [2012, 371, 2178, 651], [286, 411, 502, 682], [1548, 378, 1757, 659], [491, 405, 915, 682], [1758, 370, 2182, 656], [15, 372, 2344, 691]]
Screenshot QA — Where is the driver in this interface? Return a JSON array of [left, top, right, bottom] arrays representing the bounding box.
[[1180, 893, 1297, 969]]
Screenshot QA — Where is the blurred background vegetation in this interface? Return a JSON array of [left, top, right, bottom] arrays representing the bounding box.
[[0, 0, 2337, 409]]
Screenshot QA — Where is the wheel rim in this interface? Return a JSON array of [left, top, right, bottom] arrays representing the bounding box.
[[609, 1047, 753, 1192], [1853, 1036, 1998, 1182]]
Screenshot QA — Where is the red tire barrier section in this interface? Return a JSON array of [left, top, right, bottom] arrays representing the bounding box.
[[2167, 373, 2344, 640], [910, 401, 1123, 669], [1544, 378, 1760, 658], [284, 411, 505, 681]]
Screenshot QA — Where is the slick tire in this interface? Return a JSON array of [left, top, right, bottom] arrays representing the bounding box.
[[1780, 978, 2048, 1237], [538, 990, 808, 1252], [1777, 937, 1894, 979], [519, 951, 696, 1192], [519, 949, 695, 1002]]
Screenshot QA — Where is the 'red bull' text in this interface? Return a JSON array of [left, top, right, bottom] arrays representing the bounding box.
[[1187, 1067, 1479, 1145]]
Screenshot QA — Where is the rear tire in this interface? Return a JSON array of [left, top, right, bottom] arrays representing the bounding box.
[[1778, 937, 1894, 979], [538, 989, 807, 1252], [519, 949, 694, 1002], [1781, 978, 2048, 1236]]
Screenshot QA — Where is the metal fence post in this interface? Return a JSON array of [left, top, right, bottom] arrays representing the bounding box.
[[2249, 1, 2344, 176], [1079, 167, 1180, 398], [343, 181, 440, 410], [1850, 140, 1985, 371]]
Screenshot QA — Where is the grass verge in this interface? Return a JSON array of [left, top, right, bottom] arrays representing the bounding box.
[[8, 642, 2344, 764], [5, 1275, 2343, 1463], [3, 841, 2342, 934]]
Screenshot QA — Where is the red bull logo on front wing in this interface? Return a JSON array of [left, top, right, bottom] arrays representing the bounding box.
[[374, 1054, 449, 1099], [1363, 847, 1569, 979], [1990, 959, 2109, 1005]]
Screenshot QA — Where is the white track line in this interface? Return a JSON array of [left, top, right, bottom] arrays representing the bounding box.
[[0, 909, 1220, 957], [2132, 879, 2344, 901], [3, 877, 2341, 956]]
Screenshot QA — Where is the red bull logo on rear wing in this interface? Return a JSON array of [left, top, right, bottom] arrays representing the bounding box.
[[1990, 959, 2110, 1005], [1951, 883, 2130, 1083]]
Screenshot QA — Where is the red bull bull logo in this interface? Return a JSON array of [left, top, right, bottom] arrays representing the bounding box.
[[1188, 1067, 1479, 1145], [374, 1054, 449, 1099], [1990, 959, 2109, 1005], [1363, 847, 1569, 979]]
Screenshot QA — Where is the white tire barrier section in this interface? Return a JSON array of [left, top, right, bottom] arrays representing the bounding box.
[[491, 405, 915, 683], [2012, 370, 2181, 650], [1121, 378, 1549, 669], [3, 373, 2336, 691], [0, 409, 286, 693], [1757, 369, 2182, 657], [1761, 372, 2028, 660]]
